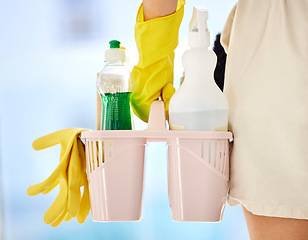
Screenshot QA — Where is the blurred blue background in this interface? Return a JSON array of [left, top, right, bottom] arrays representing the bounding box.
[[0, 0, 249, 239]]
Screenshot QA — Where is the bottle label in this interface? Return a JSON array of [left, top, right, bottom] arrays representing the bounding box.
[[169, 123, 185, 130]]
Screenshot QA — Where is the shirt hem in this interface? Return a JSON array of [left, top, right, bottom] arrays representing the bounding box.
[[228, 196, 308, 220]]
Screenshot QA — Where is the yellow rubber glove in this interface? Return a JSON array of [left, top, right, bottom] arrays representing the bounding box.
[[67, 138, 82, 218], [131, 0, 185, 122], [51, 137, 90, 227], [76, 138, 91, 224], [27, 128, 89, 227]]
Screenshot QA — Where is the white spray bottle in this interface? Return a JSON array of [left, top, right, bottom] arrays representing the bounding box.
[[169, 7, 228, 131]]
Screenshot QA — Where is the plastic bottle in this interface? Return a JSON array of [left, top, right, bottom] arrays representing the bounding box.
[[169, 7, 228, 131], [96, 40, 133, 130]]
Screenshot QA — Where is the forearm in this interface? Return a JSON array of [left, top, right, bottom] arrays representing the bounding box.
[[143, 0, 178, 21]]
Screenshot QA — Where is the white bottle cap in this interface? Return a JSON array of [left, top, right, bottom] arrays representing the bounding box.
[[105, 48, 125, 62], [105, 40, 126, 62]]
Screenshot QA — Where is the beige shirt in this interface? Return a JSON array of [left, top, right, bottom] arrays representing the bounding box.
[[221, 0, 308, 219]]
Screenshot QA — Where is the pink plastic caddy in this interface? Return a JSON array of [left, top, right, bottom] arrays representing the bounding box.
[[80, 101, 233, 222]]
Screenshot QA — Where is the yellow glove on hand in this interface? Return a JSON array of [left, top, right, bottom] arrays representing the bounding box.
[[27, 128, 90, 227], [131, 0, 185, 122]]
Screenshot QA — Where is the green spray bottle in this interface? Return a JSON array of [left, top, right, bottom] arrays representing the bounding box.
[[96, 40, 133, 130]]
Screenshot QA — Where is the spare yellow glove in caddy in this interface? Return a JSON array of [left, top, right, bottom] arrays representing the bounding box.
[[27, 128, 90, 227], [131, 0, 185, 122]]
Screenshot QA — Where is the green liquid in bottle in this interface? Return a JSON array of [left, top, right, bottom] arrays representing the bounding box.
[[100, 92, 132, 130]]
